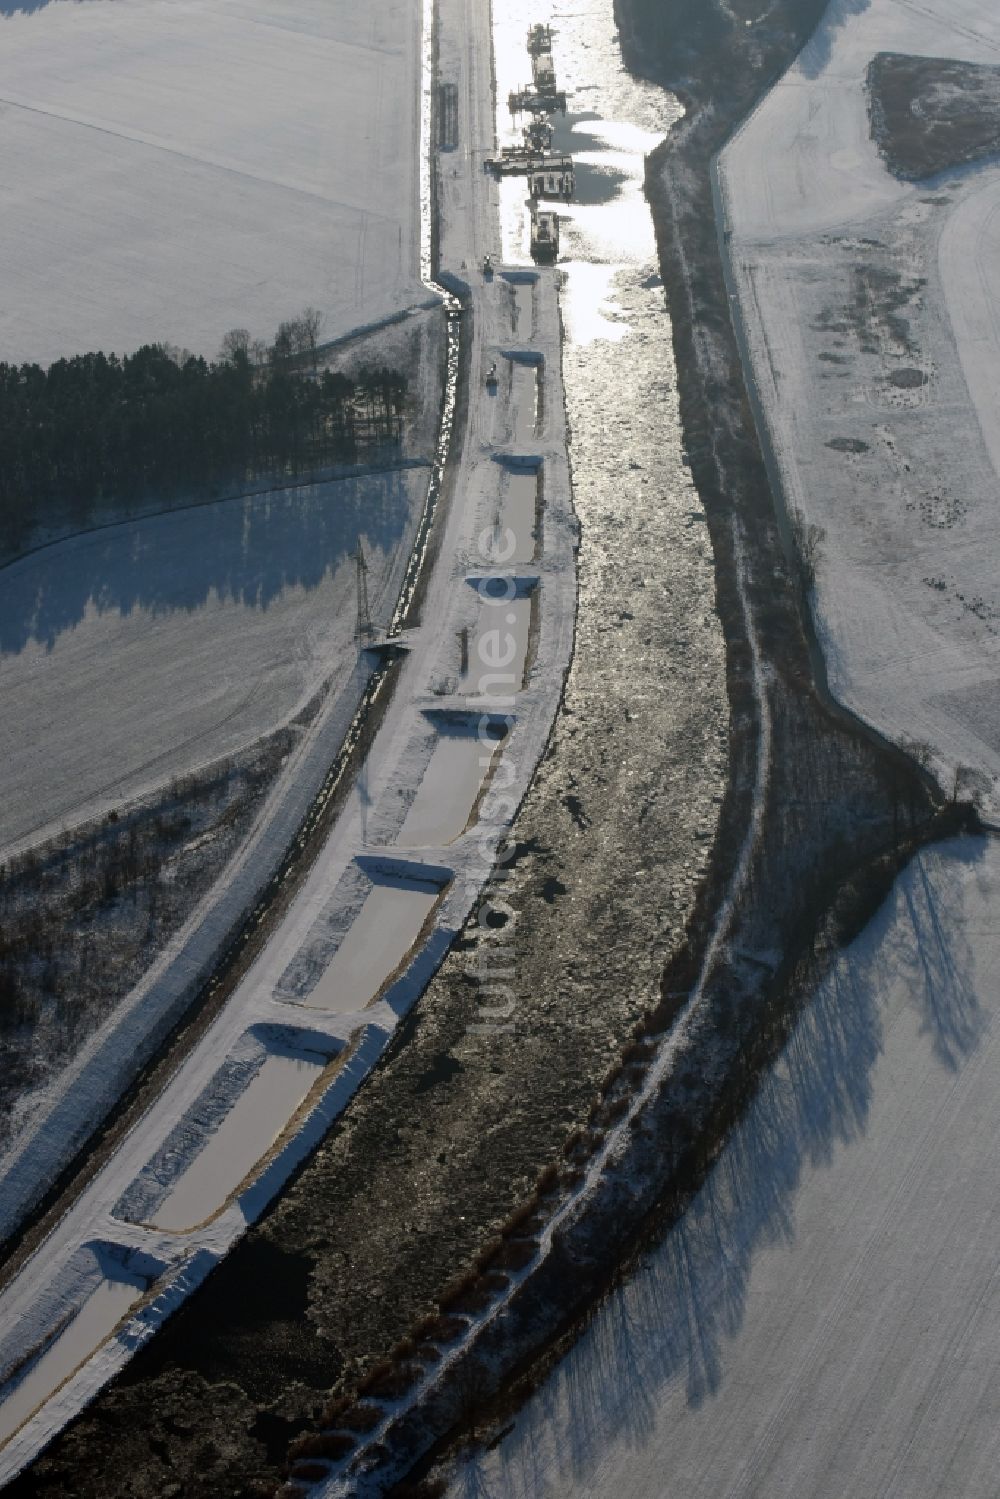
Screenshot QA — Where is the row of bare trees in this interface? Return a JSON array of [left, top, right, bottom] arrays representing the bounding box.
[[220, 307, 325, 372]]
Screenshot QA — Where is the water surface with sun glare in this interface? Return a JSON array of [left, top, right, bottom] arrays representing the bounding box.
[[487, 0, 729, 1009]]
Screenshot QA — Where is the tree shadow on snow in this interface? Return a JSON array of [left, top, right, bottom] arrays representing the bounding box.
[[797, 0, 873, 82], [454, 835, 988, 1499], [0, 470, 418, 656], [0, 0, 85, 14]]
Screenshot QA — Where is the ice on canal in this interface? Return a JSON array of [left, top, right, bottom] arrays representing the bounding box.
[[0, 1274, 145, 1449], [301, 877, 442, 1012], [151, 1050, 325, 1232]]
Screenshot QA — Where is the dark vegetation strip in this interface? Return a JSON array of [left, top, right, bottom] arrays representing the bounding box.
[[0, 314, 406, 554], [868, 51, 1000, 180]]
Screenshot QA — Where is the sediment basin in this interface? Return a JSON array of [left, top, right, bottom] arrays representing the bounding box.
[[150, 1050, 326, 1233], [300, 878, 443, 1013], [0, 1275, 145, 1450]]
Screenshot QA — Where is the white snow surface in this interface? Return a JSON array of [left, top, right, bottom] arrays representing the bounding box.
[[720, 0, 1000, 818], [448, 835, 1000, 1499], [0, 470, 425, 856], [0, 0, 424, 363]]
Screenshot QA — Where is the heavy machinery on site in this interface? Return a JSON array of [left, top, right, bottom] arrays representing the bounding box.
[[530, 209, 559, 263], [484, 21, 572, 262], [527, 22, 555, 55]]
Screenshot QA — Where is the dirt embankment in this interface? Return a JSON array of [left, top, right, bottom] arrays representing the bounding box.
[[3, 4, 975, 1497]]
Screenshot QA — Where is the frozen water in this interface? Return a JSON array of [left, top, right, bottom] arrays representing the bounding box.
[[0, 1276, 144, 1448], [302, 879, 441, 1012], [151, 1051, 324, 1232]]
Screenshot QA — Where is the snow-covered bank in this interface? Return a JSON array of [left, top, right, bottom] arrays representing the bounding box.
[[0, 471, 426, 858], [446, 834, 1000, 1499], [720, 0, 1000, 818], [0, 0, 425, 363], [0, 466, 425, 1215]]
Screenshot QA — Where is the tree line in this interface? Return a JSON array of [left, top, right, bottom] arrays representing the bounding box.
[[0, 311, 407, 545]]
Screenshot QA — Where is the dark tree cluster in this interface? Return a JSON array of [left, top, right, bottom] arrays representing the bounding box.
[[868, 52, 1000, 181], [0, 322, 407, 545]]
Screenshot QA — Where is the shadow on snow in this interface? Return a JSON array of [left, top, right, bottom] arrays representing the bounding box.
[[454, 835, 987, 1499], [0, 471, 417, 656], [797, 0, 874, 81]]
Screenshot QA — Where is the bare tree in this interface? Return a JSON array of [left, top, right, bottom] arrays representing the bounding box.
[[157, 341, 195, 368], [219, 327, 252, 365], [299, 307, 324, 371], [272, 309, 325, 371]]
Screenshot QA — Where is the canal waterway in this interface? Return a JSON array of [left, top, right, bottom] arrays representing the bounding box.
[[486, 0, 728, 1011]]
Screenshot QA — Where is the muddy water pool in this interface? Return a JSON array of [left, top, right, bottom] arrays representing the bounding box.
[[506, 277, 535, 338], [509, 361, 539, 442], [466, 592, 534, 692], [302, 879, 442, 1012], [151, 1051, 324, 1232], [484, 467, 539, 566], [0, 1276, 145, 1448], [397, 728, 505, 848]]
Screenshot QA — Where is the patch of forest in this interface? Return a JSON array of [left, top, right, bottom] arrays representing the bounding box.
[[0, 313, 408, 552], [868, 52, 1000, 180]]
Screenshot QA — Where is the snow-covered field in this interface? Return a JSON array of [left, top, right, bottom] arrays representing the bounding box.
[[0, 0, 425, 363], [720, 0, 1000, 818], [0, 471, 425, 856], [449, 834, 1000, 1499]]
